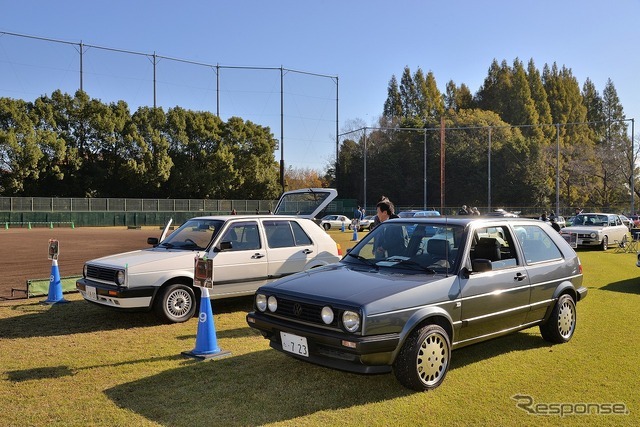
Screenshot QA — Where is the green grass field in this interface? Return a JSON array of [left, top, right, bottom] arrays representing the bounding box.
[[1, 230, 638, 426]]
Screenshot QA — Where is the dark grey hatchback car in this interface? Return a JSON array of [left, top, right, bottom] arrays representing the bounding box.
[[246, 217, 587, 391]]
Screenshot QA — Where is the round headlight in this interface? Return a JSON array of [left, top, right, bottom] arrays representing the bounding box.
[[268, 296, 278, 312], [342, 310, 360, 332], [321, 306, 334, 324], [83, 264, 88, 278], [256, 294, 267, 312], [590, 232, 597, 238], [116, 270, 125, 286]]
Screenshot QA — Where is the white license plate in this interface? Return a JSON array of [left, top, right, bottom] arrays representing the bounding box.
[[280, 332, 309, 357], [85, 285, 97, 300]]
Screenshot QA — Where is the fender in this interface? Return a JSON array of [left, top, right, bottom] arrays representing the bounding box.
[[389, 305, 455, 363], [540, 280, 577, 323]]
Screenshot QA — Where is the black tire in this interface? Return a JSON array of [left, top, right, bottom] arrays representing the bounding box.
[[153, 283, 197, 323], [348, 224, 353, 230], [540, 294, 577, 343], [601, 235, 608, 250], [323, 223, 331, 231], [393, 324, 451, 391]]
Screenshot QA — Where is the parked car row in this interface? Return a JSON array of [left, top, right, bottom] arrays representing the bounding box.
[[77, 197, 591, 392]]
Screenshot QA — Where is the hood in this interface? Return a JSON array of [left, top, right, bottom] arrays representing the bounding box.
[[86, 248, 202, 274], [261, 263, 454, 309], [563, 225, 604, 233]]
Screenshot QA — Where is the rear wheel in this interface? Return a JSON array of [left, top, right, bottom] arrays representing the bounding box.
[[154, 283, 197, 323], [393, 324, 451, 391], [540, 294, 576, 343], [323, 223, 331, 230]]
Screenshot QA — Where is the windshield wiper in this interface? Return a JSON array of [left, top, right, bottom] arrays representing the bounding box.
[[346, 252, 378, 268], [389, 258, 436, 273]]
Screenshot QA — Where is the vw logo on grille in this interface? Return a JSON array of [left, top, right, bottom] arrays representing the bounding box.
[[292, 303, 303, 317]]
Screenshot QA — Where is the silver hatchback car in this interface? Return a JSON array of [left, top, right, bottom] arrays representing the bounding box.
[[247, 217, 587, 391]]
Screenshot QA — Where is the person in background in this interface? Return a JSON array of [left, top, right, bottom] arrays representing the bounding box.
[[550, 217, 561, 232], [231, 209, 237, 215], [471, 207, 480, 215], [458, 205, 469, 215], [353, 205, 363, 230]]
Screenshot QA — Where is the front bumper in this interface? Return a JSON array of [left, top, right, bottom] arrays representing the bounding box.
[[246, 311, 399, 374], [76, 278, 155, 310]]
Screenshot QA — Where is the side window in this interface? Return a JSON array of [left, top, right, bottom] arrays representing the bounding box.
[[291, 221, 312, 245], [220, 221, 261, 251], [471, 225, 519, 269], [264, 221, 295, 248], [519, 225, 563, 264]]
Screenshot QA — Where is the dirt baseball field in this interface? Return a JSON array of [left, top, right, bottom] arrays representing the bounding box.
[[0, 226, 164, 300]]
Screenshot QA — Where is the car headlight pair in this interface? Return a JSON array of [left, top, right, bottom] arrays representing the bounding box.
[[255, 294, 360, 332], [320, 306, 361, 332], [256, 294, 277, 312]]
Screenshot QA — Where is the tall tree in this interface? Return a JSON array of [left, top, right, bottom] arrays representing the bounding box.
[[382, 75, 403, 120]]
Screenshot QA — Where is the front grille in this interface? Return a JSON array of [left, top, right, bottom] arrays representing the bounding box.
[[275, 297, 338, 328], [278, 298, 323, 323], [86, 265, 119, 284]]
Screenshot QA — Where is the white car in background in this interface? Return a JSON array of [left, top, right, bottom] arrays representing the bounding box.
[[77, 189, 342, 323], [320, 214, 350, 230], [561, 212, 628, 250]]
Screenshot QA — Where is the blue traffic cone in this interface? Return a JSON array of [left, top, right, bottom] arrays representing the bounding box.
[[182, 287, 231, 360], [341, 222, 345, 232], [352, 226, 358, 241], [43, 259, 68, 304]]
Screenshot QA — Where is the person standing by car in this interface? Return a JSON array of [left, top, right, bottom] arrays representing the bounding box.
[[372, 196, 393, 230], [374, 199, 402, 258], [458, 205, 469, 215]]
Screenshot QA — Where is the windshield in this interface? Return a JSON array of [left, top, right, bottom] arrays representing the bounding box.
[[159, 219, 224, 250], [571, 214, 609, 226], [345, 221, 464, 274]]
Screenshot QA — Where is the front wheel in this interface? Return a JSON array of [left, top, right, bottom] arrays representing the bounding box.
[[540, 294, 576, 343], [600, 235, 608, 250], [393, 324, 451, 391], [154, 283, 197, 323]]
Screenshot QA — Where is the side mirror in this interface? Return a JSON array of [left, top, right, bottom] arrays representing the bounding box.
[[147, 237, 159, 246], [471, 259, 492, 273], [214, 241, 233, 252]]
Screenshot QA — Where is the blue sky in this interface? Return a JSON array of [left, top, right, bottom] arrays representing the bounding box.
[[1, 0, 639, 172]]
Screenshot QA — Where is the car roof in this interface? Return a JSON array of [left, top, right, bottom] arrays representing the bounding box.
[[385, 216, 544, 226]]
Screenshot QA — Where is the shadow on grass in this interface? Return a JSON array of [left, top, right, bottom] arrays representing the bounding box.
[[0, 296, 255, 339], [104, 332, 549, 426], [105, 349, 410, 426], [5, 354, 186, 382], [601, 277, 640, 295], [451, 330, 551, 370]]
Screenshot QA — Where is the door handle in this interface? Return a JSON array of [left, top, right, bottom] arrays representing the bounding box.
[[302, 249, 313, 254], [514, 272, 527, 281], [252, 253, 265, 259]]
